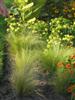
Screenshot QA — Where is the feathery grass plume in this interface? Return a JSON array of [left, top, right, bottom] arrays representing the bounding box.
[[7, 28, 44, 95], [10, 49, 39, 95], [7, 26, 44, 53]]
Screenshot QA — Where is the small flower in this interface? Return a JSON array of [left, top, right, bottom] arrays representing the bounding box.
[[67, 84, 75, 93], [70, 55, 73, 59], [67, 87, 72, 93], [70, 55, 75, 59], [57, 62, 64, 67], [66, 64, 71, 69], [72, 55, 75, 59]]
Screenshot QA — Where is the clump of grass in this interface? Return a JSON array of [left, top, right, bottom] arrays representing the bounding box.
[[7, 31, 44, 53], [10, 49, 39, 95], [7, 29, 44, 95]]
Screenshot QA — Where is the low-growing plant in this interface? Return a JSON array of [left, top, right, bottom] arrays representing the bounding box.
[[55, 52, 75, 94]]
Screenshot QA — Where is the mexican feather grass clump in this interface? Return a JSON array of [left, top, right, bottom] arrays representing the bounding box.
[[10, 49, 39, 95], [7, 30, 44, 95]]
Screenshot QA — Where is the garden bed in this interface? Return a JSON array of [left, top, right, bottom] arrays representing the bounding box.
[[0, 74, 69, 100], [0, 53, 70, 100]]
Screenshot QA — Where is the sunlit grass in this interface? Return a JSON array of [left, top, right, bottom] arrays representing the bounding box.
[[10, 49, 39, 95], [7, 28, 44, 95]]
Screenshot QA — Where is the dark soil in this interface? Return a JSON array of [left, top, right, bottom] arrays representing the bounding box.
[[0, 77, 70, 100], [0, 44, 70, 100], [0, 65, 70, 100]]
